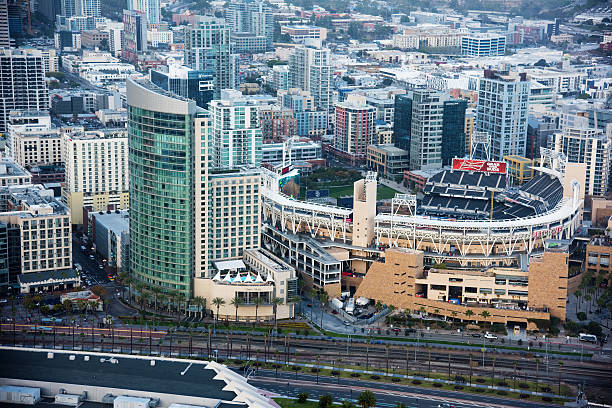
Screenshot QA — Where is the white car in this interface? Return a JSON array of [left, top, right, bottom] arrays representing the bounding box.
[[484, 333, 498, 340]]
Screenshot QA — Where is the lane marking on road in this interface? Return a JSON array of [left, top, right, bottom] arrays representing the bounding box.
[[250, 376, 520, 408]]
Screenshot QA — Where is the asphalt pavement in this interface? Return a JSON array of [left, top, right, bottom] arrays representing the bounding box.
[[249, 369, 556, 408]]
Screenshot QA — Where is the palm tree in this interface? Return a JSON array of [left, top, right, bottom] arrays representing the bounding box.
[[272, 297, 283, 330], [193, 296, 206, 320], [465, 309, 474, 321], [134, 281, 145, 304], [151, 286, 162, 311], [212, 297, 225, 332], [309, 288, 317, 322], [231, 295, 243, 323], [288, 295, 301, 317], [574, 290, 582, 312], [318, 291, 329, 327], [584, 294, 592, 313], [76, 299, 88, 318], [480, 310, 491, 323], [357, 390, 376, 408], [253, 296, 264, 323], [419, 306, 426, 323], [451, 310, 458, 322]]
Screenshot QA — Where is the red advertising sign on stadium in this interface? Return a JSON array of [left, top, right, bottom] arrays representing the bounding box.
[[452, 158, 507, 174]]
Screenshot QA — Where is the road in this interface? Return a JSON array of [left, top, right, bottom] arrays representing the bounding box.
[[250, 370, 558, 408]]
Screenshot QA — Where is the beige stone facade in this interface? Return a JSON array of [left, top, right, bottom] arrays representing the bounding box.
[[194, 249, 297, 321], [355, 246, 567, 323], [61, 129, 129, 224], [0, 185, 72, 275]]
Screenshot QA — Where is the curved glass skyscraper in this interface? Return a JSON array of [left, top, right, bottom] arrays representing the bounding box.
[[127, 78, 197, 297]]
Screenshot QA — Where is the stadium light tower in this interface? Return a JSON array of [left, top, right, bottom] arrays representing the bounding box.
[[282, 136, 300, 168], [470, 131, 491, 160]]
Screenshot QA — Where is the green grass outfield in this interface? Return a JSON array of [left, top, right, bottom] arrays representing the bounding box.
[[303, 184, 399, 200]]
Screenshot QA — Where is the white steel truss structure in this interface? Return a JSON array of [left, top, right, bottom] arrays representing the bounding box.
[[260, 167, 583, 266]]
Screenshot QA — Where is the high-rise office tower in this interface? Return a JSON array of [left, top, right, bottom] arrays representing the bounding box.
[[554, 114, 610, 197], [226, 0, 273, 49], [208, 89, 263, 168], [333, 94, 376, 164], [476, 70, 530, 161], [278, 88, 328, 137], [441, 99, 467, 166], [393, 93, 412, 153], [288, 44, 333, 114], [0, 221, 8, 293], [0, 0, 9, 48], [184, 16, 233, 99], [150, 65, 215, 109], [0, 49, 49, 133], [122, 9, 148, 61], [60, 0, 99, 17], [127, 0, 160, 24], [393, 89, 466, 170], [76, 0, 99, 17]]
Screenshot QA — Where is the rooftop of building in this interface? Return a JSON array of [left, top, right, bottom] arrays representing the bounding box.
[[368, 144, 409, 156], [209, 166, 262, 178], [588, 236, 612, 247], [93, 210, 129, 236], [504, 155, 533, 163], [0, 185, 69, 217], [17, 269, 78, 284], [463, 32, 506, 39], [65, 128, 127, 140], [282, 24, 322, 29], [0, 347, 267, 407], [262, 140, 320, 150], [0, 158, 31, 178], [543, 239, 571, 252]]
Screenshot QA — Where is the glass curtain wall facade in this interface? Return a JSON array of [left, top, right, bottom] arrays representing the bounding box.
[[442, 99, 467, 165], [127, 79, 195, 297]]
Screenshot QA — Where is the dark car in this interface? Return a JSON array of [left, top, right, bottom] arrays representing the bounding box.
[[471, 333, 481, 338]]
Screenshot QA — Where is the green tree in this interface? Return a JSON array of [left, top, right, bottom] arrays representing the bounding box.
[[480, 310, 491, 322], [193, 296, 206, 319], [272, 296, 284, 329], [253, 296, 264, 323], [319, 393, 334, 408], [212, 297, 225, 332], [231, 295, 243, 323], [357, 390, 376, 408], [297, 392, 309, 403], [465, 309, 474, 320]]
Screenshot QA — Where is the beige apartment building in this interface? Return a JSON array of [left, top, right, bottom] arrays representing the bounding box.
[[61, 128, 129, 224], [0, 185, 72, 276], [392, 27, 465, 50], [7, 111, 62, 168]]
